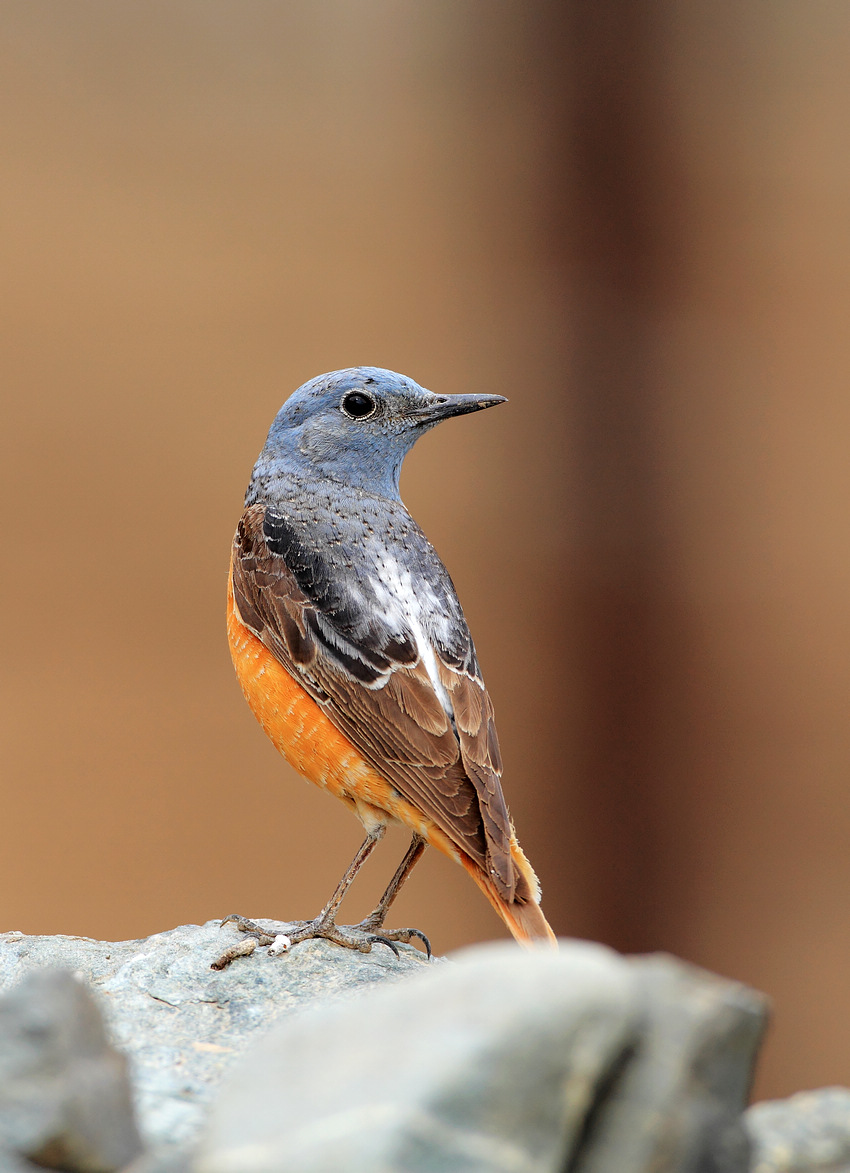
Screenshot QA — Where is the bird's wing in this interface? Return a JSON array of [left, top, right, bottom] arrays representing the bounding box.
[[231, 503, 515, 899]]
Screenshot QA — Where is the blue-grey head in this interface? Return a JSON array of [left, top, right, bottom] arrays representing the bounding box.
[[248, 366, 506, 501]]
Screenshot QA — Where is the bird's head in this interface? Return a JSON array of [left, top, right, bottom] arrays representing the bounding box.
[[251, 367, 506, 499]]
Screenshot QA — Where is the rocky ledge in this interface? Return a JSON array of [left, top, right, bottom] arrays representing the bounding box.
[[0, 921, 847, 1173]]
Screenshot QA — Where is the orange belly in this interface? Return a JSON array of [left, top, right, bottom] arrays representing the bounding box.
[[226, 565, 456, 854]]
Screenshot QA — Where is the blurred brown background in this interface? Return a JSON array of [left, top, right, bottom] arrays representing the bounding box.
[[2, 0, 850, 1102]]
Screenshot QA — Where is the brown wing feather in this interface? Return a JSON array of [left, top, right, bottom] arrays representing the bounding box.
[[231, 504, 517, 900]]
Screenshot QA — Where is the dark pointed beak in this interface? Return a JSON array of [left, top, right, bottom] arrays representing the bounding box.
[[411, 393, 507, 425]]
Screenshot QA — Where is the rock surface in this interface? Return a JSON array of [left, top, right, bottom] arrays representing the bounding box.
[[0, 920, 428, 1149], [196, 939, 636, 1173], [0, 969, 141, 1171], [745, 1087, 850, 1172], [195, 941, 767, 1173], [573, 953, 767, 1172]]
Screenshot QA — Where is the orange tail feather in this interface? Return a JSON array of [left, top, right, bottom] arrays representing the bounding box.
[[460, 838, 558, 948]]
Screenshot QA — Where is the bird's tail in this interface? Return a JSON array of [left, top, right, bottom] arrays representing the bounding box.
[[460, 836, 558, 948]]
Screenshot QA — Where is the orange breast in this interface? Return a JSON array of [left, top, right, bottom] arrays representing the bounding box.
[[226, 564, 456, 856]]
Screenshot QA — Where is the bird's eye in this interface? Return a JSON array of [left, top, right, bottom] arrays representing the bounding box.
[[340, 391, 377, 420]]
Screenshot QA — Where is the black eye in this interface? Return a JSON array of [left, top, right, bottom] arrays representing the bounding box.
[[340, 391, 377, 420]]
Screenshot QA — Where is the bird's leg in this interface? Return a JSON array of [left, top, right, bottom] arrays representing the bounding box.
[[214, 826, 429, 967], [360, 833, 426, 927], [357, 833, 431, 958], [308, 825, 384, 924]]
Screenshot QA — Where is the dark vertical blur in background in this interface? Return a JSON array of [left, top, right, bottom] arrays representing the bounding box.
[[2, 1, 850, 1101]]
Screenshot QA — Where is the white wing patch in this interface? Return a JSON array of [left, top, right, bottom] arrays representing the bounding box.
[[371, 555, 454, 718], [410, 616, 453, 718]]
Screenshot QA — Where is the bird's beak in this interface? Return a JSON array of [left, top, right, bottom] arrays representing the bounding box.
[[412, 393, 507, 425]]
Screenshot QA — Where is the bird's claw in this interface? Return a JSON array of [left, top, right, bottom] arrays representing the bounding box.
[[357, 922, 432, 960], [367, 934, 400, 959], [218, 914, 276, 944]]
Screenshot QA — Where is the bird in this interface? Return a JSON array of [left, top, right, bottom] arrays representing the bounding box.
[[217, 366, 556, 966]]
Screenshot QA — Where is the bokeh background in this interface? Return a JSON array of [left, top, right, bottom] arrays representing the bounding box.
[[2, 1, 850, 1102]]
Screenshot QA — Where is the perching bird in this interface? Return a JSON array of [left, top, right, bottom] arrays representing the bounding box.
[[220, 367, 555, 963]]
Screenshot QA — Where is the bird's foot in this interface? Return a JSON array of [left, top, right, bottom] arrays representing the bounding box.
[[211, 913, 429, 970], [354, 918, 432, 959]]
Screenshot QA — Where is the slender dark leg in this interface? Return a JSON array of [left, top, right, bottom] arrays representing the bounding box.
[[316, 826, 386, 922], [358, 834, 431, 958]]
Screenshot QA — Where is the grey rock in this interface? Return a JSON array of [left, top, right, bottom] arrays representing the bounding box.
[[193, 940, 640, 1173], [0, 1150, 40, 1173], [745, 1087, 850, 1172], [0, 969, 142, 1171], [0, 920, 429, 1150], [574, 953, 768, 1173], [194, 941, 769, 1173]]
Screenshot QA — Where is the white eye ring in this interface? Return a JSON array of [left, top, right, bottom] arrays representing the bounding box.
[[340, 391, 377, 420]]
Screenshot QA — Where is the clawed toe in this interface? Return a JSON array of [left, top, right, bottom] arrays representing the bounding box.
[[357, 922, 432, 960], [401, 928, 432, 960], [219, 914, 277, 943], [366, 934, 400, 958]]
